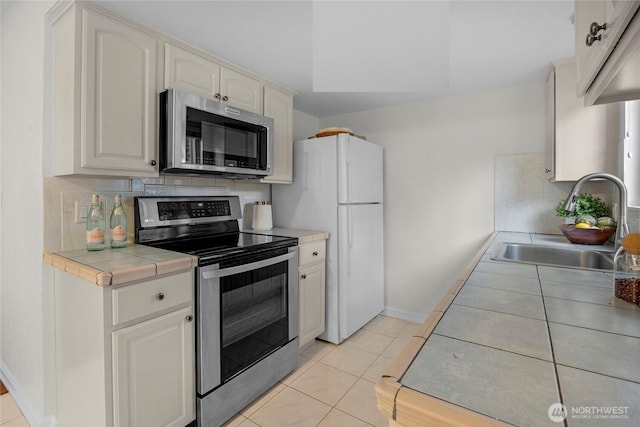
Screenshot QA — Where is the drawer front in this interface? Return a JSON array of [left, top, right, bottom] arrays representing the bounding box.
[[112, 271, 193, 325], [299, 240, 326, 266]]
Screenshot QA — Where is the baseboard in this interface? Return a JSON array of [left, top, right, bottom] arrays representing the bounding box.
[[0, 361, 56, 427], [382, 306, 428, 324]]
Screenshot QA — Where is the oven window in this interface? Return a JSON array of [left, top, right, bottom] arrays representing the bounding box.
[[219, 260, 289, 382]]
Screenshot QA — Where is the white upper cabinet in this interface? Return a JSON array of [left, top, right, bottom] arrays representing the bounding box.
[[165, 43, 262, 114], [50, 3, 160, 176], [164, 43, 220, 99], [261, 85, 294, 184], [546, 58, 621, 181], [50, 1, 294, 180], [219, 67, 262, 114], [575, 0, 640, 105]]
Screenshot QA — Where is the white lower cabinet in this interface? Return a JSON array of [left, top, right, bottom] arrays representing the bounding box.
[[112, 307, 194, 427], [54, 269, 195, 427], [298, 240, 327, 348]]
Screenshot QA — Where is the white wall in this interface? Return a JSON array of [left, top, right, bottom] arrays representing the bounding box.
[[319, 82, 547, 321], [1, 1, 55, 425], [292, 109, 320, 142]]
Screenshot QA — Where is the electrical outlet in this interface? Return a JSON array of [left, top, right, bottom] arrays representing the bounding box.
[[75, 200, 92, 223]]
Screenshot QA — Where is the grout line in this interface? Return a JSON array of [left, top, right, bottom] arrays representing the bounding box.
[[537, 265, 568, 427]]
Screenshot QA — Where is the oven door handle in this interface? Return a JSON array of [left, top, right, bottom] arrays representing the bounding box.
[[201, 250, 296, 279]]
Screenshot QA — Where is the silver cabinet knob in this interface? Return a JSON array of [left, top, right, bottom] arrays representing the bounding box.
[[312, 251, 318, 256], [149, 160, 157, 166], [222, 95, 229, 102], [214, 93, 221, 99], [545, 168, 551, 173], [155, 292, 165, 301], [586, 33, 602, 46], [301, 274, 307, 280], [186, 315, 193, 322], [590, 21, 607, 36]]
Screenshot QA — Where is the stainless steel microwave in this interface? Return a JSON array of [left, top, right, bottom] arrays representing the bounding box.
[[160, 89, 273, 178]]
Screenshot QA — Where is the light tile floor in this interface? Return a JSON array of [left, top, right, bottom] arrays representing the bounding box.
[[0, 315, 420, 427], [0, 393, 28, 427]]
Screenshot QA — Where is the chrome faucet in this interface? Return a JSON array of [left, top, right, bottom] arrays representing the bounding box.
[[563, 173, 629, 250]]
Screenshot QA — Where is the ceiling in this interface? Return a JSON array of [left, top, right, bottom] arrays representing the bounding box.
[[95, 0, 576, 118]]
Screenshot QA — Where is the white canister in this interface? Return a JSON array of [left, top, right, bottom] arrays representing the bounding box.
[[252, 201, 273, 230]]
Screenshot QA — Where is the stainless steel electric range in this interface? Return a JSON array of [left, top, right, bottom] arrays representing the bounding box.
[[134, 196, 299, 427]]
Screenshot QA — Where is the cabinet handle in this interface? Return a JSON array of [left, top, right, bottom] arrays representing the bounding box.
[[545, 168, 551, 173], [186, 315, 193, 322], [222, 95, 229, 102], [149, 160, 157, 166], [312, 251, 318, 256], [155, 292, 165, 301], [301, 274, 307, 280], [586, 33, 602, 47], [214, 93, 221, 99], [589, 21, 607, 36]]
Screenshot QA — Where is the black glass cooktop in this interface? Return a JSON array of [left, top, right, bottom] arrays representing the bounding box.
[[149, 232, 297, 265]]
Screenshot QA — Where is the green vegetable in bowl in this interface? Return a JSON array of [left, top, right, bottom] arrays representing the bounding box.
[[576, 214, 597, 226], [555, 193, 610, 220], [597, 216, 616, 228]]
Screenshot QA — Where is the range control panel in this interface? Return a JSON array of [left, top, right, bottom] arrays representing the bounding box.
[[157, 200, 231, 220], [136, 196, 242, 228]]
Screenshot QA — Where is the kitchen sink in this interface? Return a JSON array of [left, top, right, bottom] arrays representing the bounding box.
[[491, 243, 614, 271]]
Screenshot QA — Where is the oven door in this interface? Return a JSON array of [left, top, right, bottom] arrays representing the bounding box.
[[196, 246, 298, 395]]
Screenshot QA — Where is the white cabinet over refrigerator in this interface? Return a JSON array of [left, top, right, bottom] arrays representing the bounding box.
[[273, 134, 384, 344]]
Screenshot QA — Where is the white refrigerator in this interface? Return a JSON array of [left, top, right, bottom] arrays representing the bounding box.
[[272, 134, 384, 344]]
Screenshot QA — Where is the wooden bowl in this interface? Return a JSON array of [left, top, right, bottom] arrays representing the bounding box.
[[559, 224, 616, 245]]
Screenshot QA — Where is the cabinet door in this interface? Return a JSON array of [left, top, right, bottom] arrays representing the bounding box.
[[164, 43, 220, 99], [545, 68, 555, 180], [112, 307, 194, 427], [298, 262, 325, 348], [82, 9, 158, 174], [219, 67, 262, 114], [549, 59, 621, 181], [575, 0, 608, 97], [261, 85, 293, 184], [575, 0, 640, 99]]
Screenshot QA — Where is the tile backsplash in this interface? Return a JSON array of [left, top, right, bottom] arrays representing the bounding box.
[[494, 153, 640, 235], [44, 175, 270, 252]]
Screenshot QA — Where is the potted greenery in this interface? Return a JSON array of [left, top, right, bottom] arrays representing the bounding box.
[[555, 193, 616, 244]]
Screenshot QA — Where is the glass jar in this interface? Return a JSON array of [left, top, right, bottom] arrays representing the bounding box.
[[613, 246, 640, 304]]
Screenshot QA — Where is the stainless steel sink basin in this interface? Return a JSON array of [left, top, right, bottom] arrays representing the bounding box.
[[491, 243, 614, 271]]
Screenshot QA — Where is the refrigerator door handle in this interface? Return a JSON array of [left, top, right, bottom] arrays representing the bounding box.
[[347, 206, 353, 277], [346, 162, 351, 203], [302, 152, 308, 190]]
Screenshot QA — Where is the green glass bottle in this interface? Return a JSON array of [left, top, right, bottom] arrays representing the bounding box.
[[86, 194, 105, 251], [110, 195, 127, 248]]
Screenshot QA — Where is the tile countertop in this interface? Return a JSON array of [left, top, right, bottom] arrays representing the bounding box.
[[43, 245, 198, 287], [376, 232, 640, 427], [42, 229, 327, 287]]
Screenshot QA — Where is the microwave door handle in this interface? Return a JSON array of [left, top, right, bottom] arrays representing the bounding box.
[[201, 251, 296, 279]]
